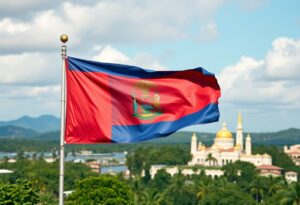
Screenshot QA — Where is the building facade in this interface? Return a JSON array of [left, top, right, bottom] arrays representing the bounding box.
[[284, 145, 300, 166], [188, 112, 272, 167], [285, 171, 298, 183]]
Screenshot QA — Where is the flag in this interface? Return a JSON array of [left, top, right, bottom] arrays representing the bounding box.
[[65, 57, 221, 143]]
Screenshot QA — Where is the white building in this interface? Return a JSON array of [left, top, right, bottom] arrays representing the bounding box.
[[188, 111, 272, 167], [284, 145, 300, 166], [0, 169, 14, 174], [149, 165, 224, 179], [285, 171, 298, 183]]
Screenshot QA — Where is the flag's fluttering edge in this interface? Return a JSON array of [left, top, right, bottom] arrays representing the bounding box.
[[65, 57, 221, 143]]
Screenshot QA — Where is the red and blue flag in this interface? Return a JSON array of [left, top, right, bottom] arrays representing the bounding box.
[[65, 57, 221, 143]]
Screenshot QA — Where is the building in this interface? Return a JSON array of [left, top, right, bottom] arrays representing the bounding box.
[[284, 145, 300, 166], [188, 111, 272, 167], [257, 165, 282, 177], [0, 169, 14, 174], [149, 165, 224, 179], [285, 171, 298, 183], [85, 161, 101, 173], [44, 157, 56, 163]]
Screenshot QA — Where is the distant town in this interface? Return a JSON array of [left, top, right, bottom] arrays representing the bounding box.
[[1, 113, 300, 204]]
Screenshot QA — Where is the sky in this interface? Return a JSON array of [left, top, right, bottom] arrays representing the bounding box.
[[0, 0, 299, 133]]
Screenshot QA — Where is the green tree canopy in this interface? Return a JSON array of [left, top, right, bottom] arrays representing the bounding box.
[[66, 175, 134, 205], [0, 179, 39, 205]]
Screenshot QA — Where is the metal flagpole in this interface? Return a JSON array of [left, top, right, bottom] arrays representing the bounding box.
[[59, 34, 68, 205]]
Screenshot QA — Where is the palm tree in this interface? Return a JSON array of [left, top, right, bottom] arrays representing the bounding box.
[[140, 189, 165, 205], [250, 177, 266, 203], [205, 153, 217, 166], [197, 178, 212, 201], [266, 175, 284, 197], [280, 182, 300, 205], [222, 163, 238, 182]]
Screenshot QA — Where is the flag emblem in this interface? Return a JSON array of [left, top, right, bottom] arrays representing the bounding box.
[[132, 80, 162, 120]]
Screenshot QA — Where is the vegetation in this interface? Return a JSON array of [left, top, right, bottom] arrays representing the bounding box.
[[0, 159, 97, 204], [126, 146, 191, 177], [0, 179, 39, 204], [66, 176, 134, 205], [1, 138, 300, 204]]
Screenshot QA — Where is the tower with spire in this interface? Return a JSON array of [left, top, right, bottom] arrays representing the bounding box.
[[236, 110, 244, 151], [246, 134, 252, 155], [191, 133, 197, 154]]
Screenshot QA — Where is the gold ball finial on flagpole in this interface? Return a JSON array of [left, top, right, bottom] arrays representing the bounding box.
[[60, 34, 68, 43]]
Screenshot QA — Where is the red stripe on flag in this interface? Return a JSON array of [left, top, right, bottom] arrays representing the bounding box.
[[65, 63, 112, 143]]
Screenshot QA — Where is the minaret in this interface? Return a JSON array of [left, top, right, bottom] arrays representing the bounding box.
[[245, 134, 252, 155], [236, 110, 244, 151], [191, 133, 197, 154]]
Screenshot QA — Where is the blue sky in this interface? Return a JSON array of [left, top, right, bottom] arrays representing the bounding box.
[[0, 0, 299, 132]]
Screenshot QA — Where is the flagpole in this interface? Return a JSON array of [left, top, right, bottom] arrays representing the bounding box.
[[59, 34, 68, 205]]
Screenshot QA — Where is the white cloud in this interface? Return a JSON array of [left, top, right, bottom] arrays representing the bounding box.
[[0, 0, 60, 18], [265, 37, 300, 80], [93, 45, 168, 70], [239, 0, 270, 11], [218, 37, 300, 109], [198, 22, 219, 42], [0, 85, 60, 99], [0, 84, 61, 120], [0, 52, 59, 85], [0, 0, 225, 53], [93, 45, 129, 64]]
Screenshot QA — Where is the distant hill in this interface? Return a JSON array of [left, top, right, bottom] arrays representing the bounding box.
[[146, 128, 300, 146], [32, 131, 60, 141], [0, 126, 38, 139], [0, 122, 299, 146], [0, 115, 60, 132], [250, 128, 300, 145]]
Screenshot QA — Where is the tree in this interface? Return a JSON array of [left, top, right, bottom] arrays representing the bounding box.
[[66, 175, 134, 205], [266, 175, 284, 197], [234, 161, 257, 182], [153, 169, 172, 190], [126, 148, 145, 177], [205, 154, 217, 166], [249, 177, 267, 203], [16, 150, 25, 161], [197, 178, 212, 201], [280, 182, 300, 205], [0, 179, 40, 204], [199, 183, 255, 205], [165, 174, 197, 205], [140, 188, 164, 205], [222, 163, 239, 182]]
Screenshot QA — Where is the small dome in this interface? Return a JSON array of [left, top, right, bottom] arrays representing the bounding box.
[[216, 123, 233, 139]]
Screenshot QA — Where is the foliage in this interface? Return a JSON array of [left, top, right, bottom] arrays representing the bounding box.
[[164, 174, 197, 205], [198, 182, 255, 205], [279, 182, 300, 205], [0, 179, 39, 204], [152, 169, 172, 190], [205, 153, 217, 166], [126, 146, 191, 177], [0, 159, 96, 203], [66, 175, 134, 205]]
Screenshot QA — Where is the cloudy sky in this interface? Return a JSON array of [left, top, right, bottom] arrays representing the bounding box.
[[0, 0, 299, 132]]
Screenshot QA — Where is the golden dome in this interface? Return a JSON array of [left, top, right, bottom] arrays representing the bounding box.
[[216, 123, 233, 139]]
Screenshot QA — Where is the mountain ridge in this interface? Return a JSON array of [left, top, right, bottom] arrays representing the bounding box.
[[0, 115, 60, 132], [1, 125, 300, 146]]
